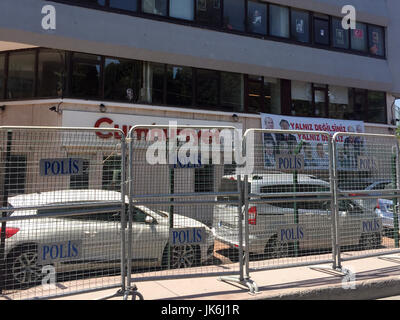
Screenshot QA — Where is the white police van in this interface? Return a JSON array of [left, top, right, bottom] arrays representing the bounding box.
[[212, 174, 381, 258]]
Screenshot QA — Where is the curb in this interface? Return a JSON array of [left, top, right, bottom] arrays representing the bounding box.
[[248, 277, 400, 300]]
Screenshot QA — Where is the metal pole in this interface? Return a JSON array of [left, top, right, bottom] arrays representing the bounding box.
[[243, 175, 250, 279], [392, 144, 399, 248], [0, 131, 12, 293], [119, 135, 127, 292], [237, 175, 244, 282], [328, 135, 337, 269], [293, 141, 303, 257], [126, 134, 134, 290], [332, 135, 342, 269]]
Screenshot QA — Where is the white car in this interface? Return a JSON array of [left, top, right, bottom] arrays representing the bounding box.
[[213, 174, 381, 258], [3, 190, 214, 287]]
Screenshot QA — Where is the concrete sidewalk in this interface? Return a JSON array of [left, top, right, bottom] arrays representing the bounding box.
[[50, 254, 400, 300]]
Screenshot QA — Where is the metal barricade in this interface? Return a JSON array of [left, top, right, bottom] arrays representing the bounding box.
[[241, 129, 337, 276], [0, 126, 127, 300], [332, 132, 400, 266], [126, 125, 258, 294]]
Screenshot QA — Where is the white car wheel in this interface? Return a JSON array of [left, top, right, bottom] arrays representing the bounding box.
[[8, 246, 43, 288], [265, 237, 289, 259], [163, 245, 197, 269]]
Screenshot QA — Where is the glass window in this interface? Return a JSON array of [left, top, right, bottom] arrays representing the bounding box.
[[223, 0, 245, 31], [71, 53, 101, 99], [269, 4, 289, 38], [328, 85, 349, 119], [76, 0, 106, 5], [196, 69, 218, 107], [314, 18, 329, 45], [291, 81, 312, 116], [351, 22, 368, 52], [104, 57, 141, 102], [8, 155, 26, 196], [332, 17, 349, 49], [347, 88, 366, 121], [195, 164, 214, 192], [0, 54, 5, 99], [102, 155, 121, 191], [70, 160, 90, 190], [220, 72, 243, 112], [291, 9, 310, 43], [142, 62, 165, 104], [7, 50, 36, 99], [166, 65, 193, 106], [142, 0, 167, 16], [170, 0, 194, 20], [196, 0, 222, 27], [38, 49, 65, 98], [313, 84, 328, 118], [247, 1, 267, 35], [109, 0, 137, 11], [368, 25, 385, 56], [246, 76, 280, 114], [368, 91, 386, 124]]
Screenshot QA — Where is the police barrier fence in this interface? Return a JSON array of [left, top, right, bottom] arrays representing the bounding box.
[[126, 125, 258, 294], [0, 127, 127, 300], [237, 129, 338, 278], [2, 126, 400, 299], [332, 132, 400, 266]]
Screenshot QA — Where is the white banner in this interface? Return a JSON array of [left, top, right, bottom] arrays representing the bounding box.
[[261, 113, 365, 170]]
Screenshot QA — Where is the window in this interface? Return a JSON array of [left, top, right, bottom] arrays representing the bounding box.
[[196, 69, 218, 107], [196, 0, 222, 27], [142, 0, 167, 16], [6, 155, 26, 196], [269, 4, 289, 38], [332, 17, 349, 49], [0, 54, 4, 99], [220, 72, 243, 112], [38, 49, 65, 98], [223, 0, 245, 31], [109, 0, 137, 11], [313, 16, 329, 45], [328, 85, 349, 119], [291, 9, 310, 43], [368, 91, 386, 124], [104, 57, 141, 102], [246, 76, 280, 114], [347, 88, 367, 121], [142, 62, 165, 104], [247, 1, 267, 35], [351, 22, 368, 52], [7, 50, 36, 99], [368, 25, 385, 56], [170, 0, 194, 20], [71, 53, 101, 99], [70, 160, 90, 189], [312, 83, 328, 118], [75, 0, 106, 5], [102, 155, 121, 191], [291, 81, 312, 116], [167, 65, 193, 106], [195, 164, 214, 192]]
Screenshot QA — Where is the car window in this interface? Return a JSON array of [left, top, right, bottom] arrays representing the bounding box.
[[372, 182, 392, 190], [37, 204, 122, 222], [338, 200, 363, 214]]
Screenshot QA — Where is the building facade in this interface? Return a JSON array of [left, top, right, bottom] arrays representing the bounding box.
[[0, 0, 399, 218]]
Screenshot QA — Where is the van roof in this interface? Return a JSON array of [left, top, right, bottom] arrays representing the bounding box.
[[222, 173, 330, 187]]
